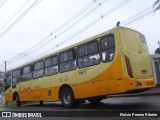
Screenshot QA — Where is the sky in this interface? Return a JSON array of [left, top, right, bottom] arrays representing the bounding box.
[[0, 0, 160, 71]]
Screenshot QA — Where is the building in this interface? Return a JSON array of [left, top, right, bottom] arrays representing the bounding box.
[[151, 54, 160, 86]]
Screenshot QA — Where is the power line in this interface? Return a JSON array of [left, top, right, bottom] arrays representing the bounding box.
[[0, 0, 7, 8], [0, 0, 3, 4], [0, 0, 42, 38], [36, 0, 133, 57], [121, 6, 152, 25], [15, 0, 99, 50], [56, 0, 108, 37], [6, 0, 104, 63], [59, 0, 132, 45], [125, 10, 154, 26], [121, 6, 154, 26], [6, 0, 150, 69], [7, 0, 132, 68], [0, 0, 29, 32], [20, 0, 101, 54], [21, 0, 108, 57], [7, 5, 154, 69], [50, 0, 100, 36]]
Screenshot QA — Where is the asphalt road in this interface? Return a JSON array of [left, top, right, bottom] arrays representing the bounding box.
[[0, 95, 160, 119]]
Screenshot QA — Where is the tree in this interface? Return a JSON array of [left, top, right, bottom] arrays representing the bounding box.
[[155, 48, 160, 54], [153, 0, 160, 12]]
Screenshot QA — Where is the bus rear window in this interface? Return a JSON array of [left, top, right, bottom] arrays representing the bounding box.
[[139, 35, 146, 43]]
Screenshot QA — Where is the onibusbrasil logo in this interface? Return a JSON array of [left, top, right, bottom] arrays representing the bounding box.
[[1, 112, 42, 117]]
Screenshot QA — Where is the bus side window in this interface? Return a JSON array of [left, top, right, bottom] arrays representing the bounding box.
[[100, 34, 115, 62], [77, 41, 100, 68], [59, 49, 76, 73], [22, 65, 32, 81], [33, 61, 44, 79], [12, 69, 21, 84], [45, 55, 59, 76]]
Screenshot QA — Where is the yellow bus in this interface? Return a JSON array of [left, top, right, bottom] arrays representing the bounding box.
[[4, 27, 156, 108]]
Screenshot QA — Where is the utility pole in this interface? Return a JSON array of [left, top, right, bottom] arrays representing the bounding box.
[[4, 61, 7, 73]]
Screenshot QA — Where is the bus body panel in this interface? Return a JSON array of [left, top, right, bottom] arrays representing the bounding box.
[[19, 81, 32, 101], [5, 92, 12, 102], [48, 73, 61, 100], [76, 63, 101, 98], [120, 28, 153, 78]]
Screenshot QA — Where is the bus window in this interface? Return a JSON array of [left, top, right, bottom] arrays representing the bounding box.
[[100, 34, 115, 62], [59, 49, 76, 72], [45, 56, 58, 76], [88, 42, 98, 54], [33, 61, 44, 78], [4, 71, 11, 91], [139, 34, 146, 43], [45, 58, 52, 67], [78, 41, 100, 68], [78, 45, 87, 57], [22, 65, 32, 81], [12, 69, 21, 84]]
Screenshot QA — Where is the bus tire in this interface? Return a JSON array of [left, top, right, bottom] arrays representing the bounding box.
[[16, 94, 21, 107], [60, 87, 75, 108], [88, 97, 102, 103]]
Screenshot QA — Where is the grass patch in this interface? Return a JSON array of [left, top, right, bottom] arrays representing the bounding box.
[[0, 101, 39, 108], [0, 101, 16, 108]]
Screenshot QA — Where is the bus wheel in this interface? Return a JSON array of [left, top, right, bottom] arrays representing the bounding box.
[[88, 97, 102, 103], [16, 94, 21, 107], [39, 101, 44, 106], [60, 87, 75, 108]]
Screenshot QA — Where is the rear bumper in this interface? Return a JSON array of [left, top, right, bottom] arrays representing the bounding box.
[[124, 77, 156, 92]]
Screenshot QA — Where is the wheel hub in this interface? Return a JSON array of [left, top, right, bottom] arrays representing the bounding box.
[[63, 92, 71, 104]]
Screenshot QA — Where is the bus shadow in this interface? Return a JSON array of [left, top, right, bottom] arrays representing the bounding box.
[[23, 100, 151, 111], [79, 102, 150, 111]]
